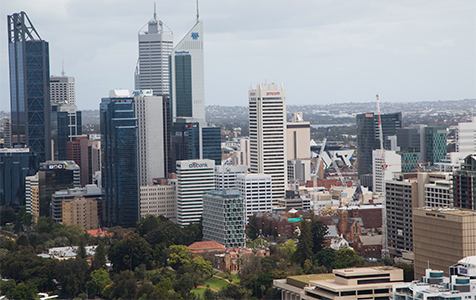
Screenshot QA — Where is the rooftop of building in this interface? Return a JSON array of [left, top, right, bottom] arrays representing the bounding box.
[[333, 266, 401, 278], [285, 274, 335, 289], [188, 241, 226, 253], [416, 206, 476, 216]]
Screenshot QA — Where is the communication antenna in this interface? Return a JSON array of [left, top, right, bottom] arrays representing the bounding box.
[[196, 0, 199, 22], [154, 2, 157, 19], [61, 60, 65, 77]]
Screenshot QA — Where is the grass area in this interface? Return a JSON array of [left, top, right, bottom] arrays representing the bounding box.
[[202, 276, 230, 291], [215, 272, 240, 284], [191, 287, 207, 298]]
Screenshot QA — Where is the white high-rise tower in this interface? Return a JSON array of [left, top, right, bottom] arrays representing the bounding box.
[[170, 19, 205, 122], [135, 7, 173, 96], [249, 83, 287, 203]]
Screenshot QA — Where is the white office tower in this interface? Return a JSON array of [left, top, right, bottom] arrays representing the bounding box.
[[236, 173, 272, 222], [214, 165, 247, 190], [135, 9, 173, 96], [203, 189, 245, 248], [50, 76, 75, 105], [176, 159, 215, 226], [133, 90, 165, 185], [140, 184, 176, 220], [170, 20, 205, 122], [249, 83, 287, 204], [372, 150, 401, 196], [456, 116, 476, 154]]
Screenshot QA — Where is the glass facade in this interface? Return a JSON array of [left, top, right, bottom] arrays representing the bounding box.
[[174, 55, 193, 117], [202, 127, 222, 166], [8, 12, 51, 162], [356, 112, 402, 177], [424, 127, 447, 164], [0, 150, 39, 207], [170, 121, 222, 173], [100, 98, 139, 228]]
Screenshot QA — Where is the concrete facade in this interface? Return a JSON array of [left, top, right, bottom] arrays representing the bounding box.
[[413, 207, 476, 279]]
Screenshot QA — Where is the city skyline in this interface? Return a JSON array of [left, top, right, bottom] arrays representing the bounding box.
[[1, 0, 475, 112]]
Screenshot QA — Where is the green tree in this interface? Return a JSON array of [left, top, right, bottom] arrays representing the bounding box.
[[218, 284, 251, 300], [203, 286, 217, 300], [293, 220, 313, 266], [35, 216, 53, 234], [54, 257, 90, 298], [315, 247, 336, 272], [13, 206, 32, 233], [0, 206, 16, 226], [333, 248, 364, 269], [87, 269, 112, 298], [247, 214, 260, 240], [310, 216, 328, 253], [111, 270, 137, 300], [280, 239, 296, 259], [108, 233, 152, 272], [91, 241, 107, 270], [77, 237, 87, 259], [9, 282, 38, 300], [168, 245, 193, 270]]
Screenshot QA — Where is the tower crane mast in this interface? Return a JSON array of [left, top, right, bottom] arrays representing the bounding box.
[[377, 94, 389, 259]]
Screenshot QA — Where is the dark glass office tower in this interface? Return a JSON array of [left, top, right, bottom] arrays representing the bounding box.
[[202, 126, 221, 166], [100, 95, 139, 228], [453, 154, 476, 210], [0, 148, 39, 208], [170, 119, 221, 173], [8, 12, 51, 162], [356, 112, 402, 186]]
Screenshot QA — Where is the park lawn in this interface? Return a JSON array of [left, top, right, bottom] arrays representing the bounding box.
[[215, 272, 241, 284], [191, 287, 207, 298], [202, 275, 230, 291]]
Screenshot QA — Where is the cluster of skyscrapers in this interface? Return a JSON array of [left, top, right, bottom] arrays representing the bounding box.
[[2, 9, 476, 266]]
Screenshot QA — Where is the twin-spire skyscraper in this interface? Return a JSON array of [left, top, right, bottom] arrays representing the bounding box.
[[135, 4, 205, 122]]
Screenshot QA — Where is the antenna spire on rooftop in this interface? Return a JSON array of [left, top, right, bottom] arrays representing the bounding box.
[[196, 0, 199, 22], [61, 60, 65, 77], [154, 2, 157, 19]]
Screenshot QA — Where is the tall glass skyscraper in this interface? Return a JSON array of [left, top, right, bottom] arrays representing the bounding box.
[[135, 9, 173, 96], [100, 91, 139, 228], [170, 20, 205, 122], [8, 12, 51, 162]]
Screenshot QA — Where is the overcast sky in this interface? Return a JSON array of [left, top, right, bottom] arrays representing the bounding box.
[[1, 0, 475, 111]]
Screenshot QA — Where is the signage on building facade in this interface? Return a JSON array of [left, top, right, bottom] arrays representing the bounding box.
[[45, 163, 67, 170]]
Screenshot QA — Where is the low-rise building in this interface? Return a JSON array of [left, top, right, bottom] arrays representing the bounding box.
[[274, 266, 403, 300], [140, 184, 176, 220], [393, 267, 476, 299]]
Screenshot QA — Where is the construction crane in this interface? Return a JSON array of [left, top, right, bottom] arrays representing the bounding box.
[[313, 128, 330, 189], [328, 149, 348, 188], [376, 94, 389, 259]]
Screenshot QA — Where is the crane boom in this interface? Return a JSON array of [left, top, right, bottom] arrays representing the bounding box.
[[313, 128, 329, 189]]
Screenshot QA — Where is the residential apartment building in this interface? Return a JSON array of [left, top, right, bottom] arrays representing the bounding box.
[[62, 196, 99, 230], [140, 184, 176, 220]]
